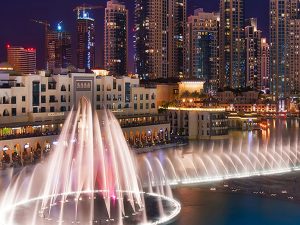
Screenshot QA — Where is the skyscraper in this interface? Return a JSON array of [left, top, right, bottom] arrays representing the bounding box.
[[261, 38, 270, 93], [186, 9, 220, 92], [245, 18, 262, 90], [270, 0, 300, 104], [135, 0, 186, 80], [219, 0, 246, 89], [289, 19, 300, 94], [105, 0, 128, 76], [77, 11, 96, 70], [46, 24, 72, 70], [7, 46, 36, 75]]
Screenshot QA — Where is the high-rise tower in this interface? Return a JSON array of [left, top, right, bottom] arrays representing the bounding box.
[[261, 38, 270, 93], [46, 23, 72, 70], [76, 11, 96, 70], [135, 0, 186, 80], [186, 9, 220, 92], [104, 0, 128, 76], [219, 0, 246, 89], [245, 18, 262, 90], [269, 0, 300, 104]]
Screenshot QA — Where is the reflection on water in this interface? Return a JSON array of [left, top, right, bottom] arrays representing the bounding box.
[[139, 119, 300, 225], [137, 119, 300, 186], [171, 187, 300, 225]]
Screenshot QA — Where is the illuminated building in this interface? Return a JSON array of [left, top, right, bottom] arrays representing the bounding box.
[[168, 106, 229, 140], [245, 18, 262, 90], [289, 19, 300, 94], [46, 23, 72, 70], [186, 9, 220, 92], [261, 38, 270, 93], [219, 0, 246, 89], [76, 12, 96, 70], [270, 0, 300, 105], [135, 0, 186, 80], [7, 46, 36, 75], [0, 71, 168, 156], [178, 80, 205, 95], [104, 0, 128, 76]]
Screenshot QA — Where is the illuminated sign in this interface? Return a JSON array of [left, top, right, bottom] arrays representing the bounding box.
[[48, 112, 65, 117], [76, 80, 92, 91]]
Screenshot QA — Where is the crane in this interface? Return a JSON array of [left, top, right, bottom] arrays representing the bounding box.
[[73, 4, 104, 19], [31, 19, 50, 34], [31, 19, 52, 70]]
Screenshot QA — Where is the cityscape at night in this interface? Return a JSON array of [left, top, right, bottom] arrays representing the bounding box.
[[0, 0, 300, 225]]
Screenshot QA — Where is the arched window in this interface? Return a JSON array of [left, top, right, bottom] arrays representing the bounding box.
[[151, 103, 156, 109], [61, 85, 66, 92], [3, 109, 9, 116]]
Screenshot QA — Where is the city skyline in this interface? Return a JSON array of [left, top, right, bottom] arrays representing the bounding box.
[[0, 0, 269, 72]]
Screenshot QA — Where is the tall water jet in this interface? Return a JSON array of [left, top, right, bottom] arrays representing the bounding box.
[[0, 97, 181, 225]]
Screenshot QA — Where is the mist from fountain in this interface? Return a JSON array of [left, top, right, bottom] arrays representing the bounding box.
[[138, 125, 300, 186], [0, 98, 180, 225]]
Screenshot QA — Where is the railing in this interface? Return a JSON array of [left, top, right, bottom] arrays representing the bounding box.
[[121, 120, 169, 128], [0, 131, 59, 141]]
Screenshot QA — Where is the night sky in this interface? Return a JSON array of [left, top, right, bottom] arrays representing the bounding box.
[[0, 0, 269, 72]]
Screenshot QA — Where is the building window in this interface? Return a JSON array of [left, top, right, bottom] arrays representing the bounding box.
[[134, 103, 137, 110], [33, 107, 38, 113], [49, 96, 57, 103], [113, 80, 117, 89], [151, 93, 155, 100], [134, 94, 138, 101], [41, 84, 46, 92], [140, 103, 143, 110], [97, 85, 101, 91], [61, 95, 66, 103], [118, 84, 122, 91], [48, 82, 56, 90], [125, 82, 130, 102], [60, 106, 67, 112], [22, 107, 26, 113], [96, 105, 101, 110], [22, 96, 26, 102], [146, 103, 149, 109], [50, 107, 55, 112], [97, 95, 101, 101], [12, 108, 16, 116], [11, 96, 16, 104], [140, 94, 143, 100], [146, 94, 149, 100], [118, 104, 122, 109], [151, 103, 156, 109], [61, 85, 66, 91], [41, 96, 46, 103], [118, 94, 122, 101], [32, 81, 40, 106], [41, 107, 46, 113]]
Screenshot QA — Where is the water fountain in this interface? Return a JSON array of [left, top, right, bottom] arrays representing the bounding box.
[[138, 126, 300, 186], [0, 98, 181, 225]]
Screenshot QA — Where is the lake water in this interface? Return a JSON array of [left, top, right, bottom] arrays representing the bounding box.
[[171, 187, 300, 225]]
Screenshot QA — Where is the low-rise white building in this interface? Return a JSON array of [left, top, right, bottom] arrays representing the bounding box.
[[168, 107, 229, 140], [0, 71, 169, 157]]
